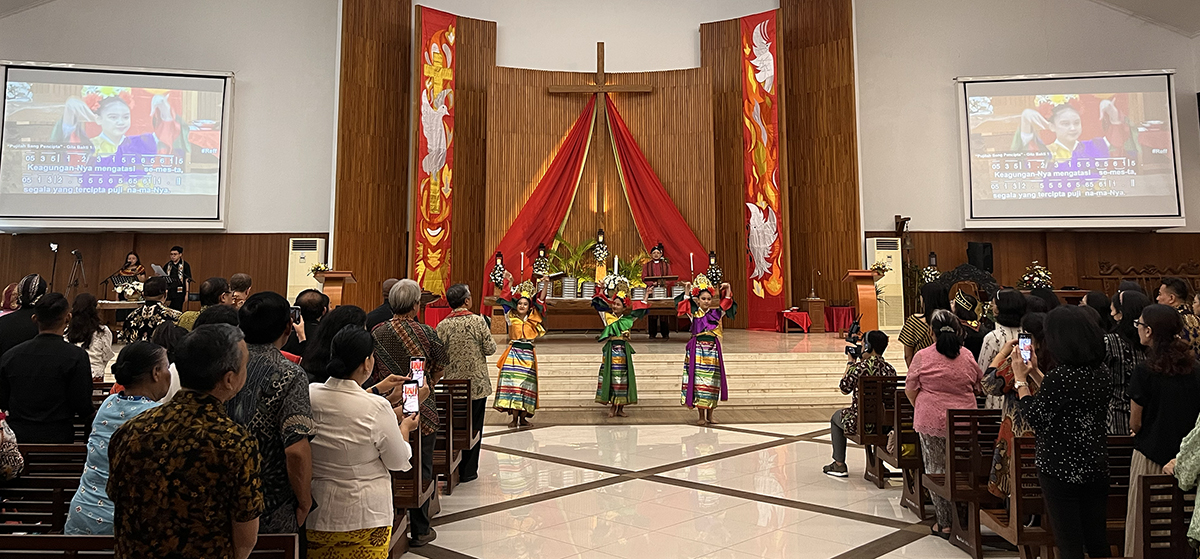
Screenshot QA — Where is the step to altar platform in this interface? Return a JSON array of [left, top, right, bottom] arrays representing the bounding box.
[[492, 330, 909, 413]]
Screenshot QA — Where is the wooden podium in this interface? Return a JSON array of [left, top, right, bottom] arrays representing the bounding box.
[[842, 270, 881, 333], [314, 271, 356, 307]]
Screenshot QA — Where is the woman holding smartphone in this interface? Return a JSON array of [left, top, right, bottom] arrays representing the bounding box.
[[980, 312, 1046, 499], [308, 325, 419, 558]]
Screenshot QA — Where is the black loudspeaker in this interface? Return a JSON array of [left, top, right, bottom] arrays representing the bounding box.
[[967, 242, 993, 273]]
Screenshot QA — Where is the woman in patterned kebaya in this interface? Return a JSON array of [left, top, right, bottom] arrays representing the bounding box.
[[677, 273, 735, 426]]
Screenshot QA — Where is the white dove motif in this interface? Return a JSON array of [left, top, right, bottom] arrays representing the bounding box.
[[751, 21, 774, 94], [746, 202, 778, 279]]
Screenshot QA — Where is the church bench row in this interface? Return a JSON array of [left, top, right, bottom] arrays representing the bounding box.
[[847, 376, 927, 518]]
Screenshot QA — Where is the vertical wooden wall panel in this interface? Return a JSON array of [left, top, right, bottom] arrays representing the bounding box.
[[333, 0, 411, 309], [0, 233, 327, 305], [449, 15, 497, 307], [484, 67, 716, 276], [701, 18, 749, 328], [781, 0, 861, 304]]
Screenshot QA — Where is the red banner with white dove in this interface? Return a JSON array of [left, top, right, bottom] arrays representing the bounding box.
[[413, 7, 456, 296], [741, 11, 786, 330]]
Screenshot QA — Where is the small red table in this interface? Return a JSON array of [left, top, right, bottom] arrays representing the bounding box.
[[776, 311, 812, 333], [825, 306, 855, 334], [423, 304, 452, 328]]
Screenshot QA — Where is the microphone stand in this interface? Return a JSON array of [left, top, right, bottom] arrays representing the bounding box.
[[49, 246, 60, 291]]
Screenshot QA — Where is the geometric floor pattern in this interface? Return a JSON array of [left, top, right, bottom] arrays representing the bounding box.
[[412, 423, 1019, 559]]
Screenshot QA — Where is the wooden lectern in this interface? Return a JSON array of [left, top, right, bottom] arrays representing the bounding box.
[[842, 270, 881, 333], [314, 271, 356, 307]]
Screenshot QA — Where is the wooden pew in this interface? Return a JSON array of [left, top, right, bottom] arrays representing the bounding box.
[[1129, 474, 1196, 558], [848, 376, 904, 488], [440, 379, 480, 478], [1106, 436, 1136, 556], [17, 444, 87, 477], [0, 476, 79, 534], [981, 436, 1055, 559], [432, 390, 462, 495], [922, 409, 1003, 559], [390, 428, 434, 558], [0, 533, 301, 558], [877, 389, 928, 518]]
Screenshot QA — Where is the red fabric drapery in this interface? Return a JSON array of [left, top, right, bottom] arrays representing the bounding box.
[[483, 96, 597, 300], [605, 94, 708, 280]]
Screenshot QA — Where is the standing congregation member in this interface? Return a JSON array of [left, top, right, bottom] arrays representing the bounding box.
[[1012, 305, 1110, 559], [436, 283, 496, 482], [1104, 290, 1150, 435], [0, 273, 47, 356], [982, 313, 1046, 499], [369, 278, 447, 548], [905, 309, 982, 538], [65, 342, 170, 535], [0, 410, 22, 480], [1029, 287, 1061, 311], [366, 278, 400, 331], [1, 283, 18, 317], [952, 290, 986, 360], [118, 276, 181, 343], [898, 282, 951, 366], [825, 330, 896, 477], [283, 289, 328, 356], [1164, 413, 1200, 548], [977, 289, 1027, 409], [677, 274, 736, 426], [642, 242, 673, 339], [1083, 291, 1116, 332], [66, 293, 114, 380], [592, 285, 651, 418], [230, 273, 253, 309], [1123, 303, 1200, 556], [308, 325, 419, 559], [0, 293, 94, 444], [163, 245, 191, 312], [178, 276, 233, 331], [303, 305, 368, 383], [1157, 277, 1200, 355], [229, 292, 316, 538], [494, 272, 547, 428], [109, 324, 264, 559]]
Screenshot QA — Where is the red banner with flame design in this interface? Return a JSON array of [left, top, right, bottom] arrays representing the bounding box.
[[741, 10, 786, 330], [413, 7, 456, 295]]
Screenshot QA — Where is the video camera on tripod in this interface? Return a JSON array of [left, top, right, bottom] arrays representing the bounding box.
[[844, 313, 863, 360]]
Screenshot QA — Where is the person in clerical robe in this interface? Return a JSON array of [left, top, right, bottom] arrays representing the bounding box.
[[1013, 99, 1136, 194], [52, 92, 185, 190], [494, 272, 546, 428], [641, 243, 674, 339], [676, 274, 736, 426], [592, 285, 650, 418]]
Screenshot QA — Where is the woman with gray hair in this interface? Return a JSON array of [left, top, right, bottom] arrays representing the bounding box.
[[904, 308, 983, 538], [367, 278, 447, 548]]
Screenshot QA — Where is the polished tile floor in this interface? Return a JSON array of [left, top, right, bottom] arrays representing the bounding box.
[[417, 423, 1018, 559]]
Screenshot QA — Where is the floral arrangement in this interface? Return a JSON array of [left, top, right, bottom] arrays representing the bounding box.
[[117, 282, 144, 299], [532, 254, 549, 277], [1017, 261, 1053, 290], [869, 260, 892, 275], [593, 241, 609, 264], [308, 262, 331, 277], [601, 274, 627, 292], [921, 266, 941, 284], [490, 261, 506, 288]]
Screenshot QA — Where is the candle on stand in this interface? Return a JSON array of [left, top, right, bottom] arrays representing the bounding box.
[[690, 252, 694, 277], [520, 252, 525, 279], [614, 255, 619, 273]]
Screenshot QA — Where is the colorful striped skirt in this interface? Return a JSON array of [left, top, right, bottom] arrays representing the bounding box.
[[596, 341, 635, 405], [306, 526, 391, 559], [495, 341, 538, 414], [682, 338, 723, 409]]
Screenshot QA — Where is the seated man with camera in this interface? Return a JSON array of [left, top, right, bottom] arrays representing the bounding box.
[[824, 329, 896, 477]]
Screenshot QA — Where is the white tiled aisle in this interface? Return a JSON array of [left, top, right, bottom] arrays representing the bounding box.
[[422, 423, 1019, 559]]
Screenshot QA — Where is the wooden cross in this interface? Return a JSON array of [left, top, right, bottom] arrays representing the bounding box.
[[548, 42, 651, 218]]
